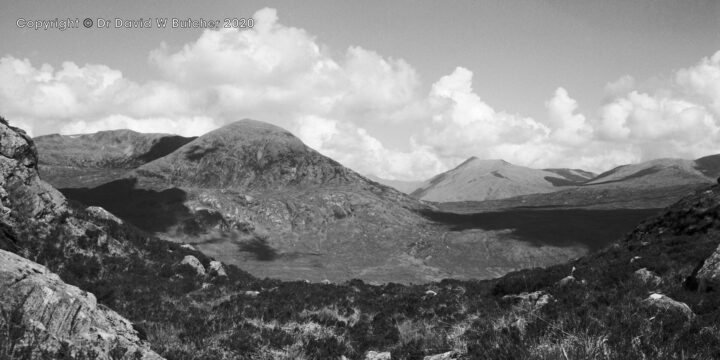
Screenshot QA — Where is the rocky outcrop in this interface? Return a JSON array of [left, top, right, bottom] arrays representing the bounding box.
[[180, 255, 206, 276], [424, 351, 460, 360], [86, 206, 123, 225], [696, 243, 720, 291], [644, 293, 694, 319], [0, 117, 66, 230], [208, 260, 227, 277], [0, 249, 162, 359]]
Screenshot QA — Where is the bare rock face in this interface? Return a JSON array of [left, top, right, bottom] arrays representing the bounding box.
[[696, 243, 720, 291], [0, 117, 66, 230], [0, 249, 162, 359]]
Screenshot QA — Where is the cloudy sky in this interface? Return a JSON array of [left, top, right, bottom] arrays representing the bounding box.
[[2, 0, 720, 180]]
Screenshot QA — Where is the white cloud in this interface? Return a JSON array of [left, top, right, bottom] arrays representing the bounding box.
[[1, 8, 720, 179]]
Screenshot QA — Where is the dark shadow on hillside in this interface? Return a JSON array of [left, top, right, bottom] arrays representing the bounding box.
[[421, 208, 662, 251], [238, 237, 279, 261], [137, 135, 196, 163], [61, 178, 191, 233]]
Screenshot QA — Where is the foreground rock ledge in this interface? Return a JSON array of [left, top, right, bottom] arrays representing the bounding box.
[[0, 249, 163, 359]]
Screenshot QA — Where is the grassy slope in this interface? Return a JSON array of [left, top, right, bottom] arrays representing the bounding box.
[[4, 183, 720, 359]]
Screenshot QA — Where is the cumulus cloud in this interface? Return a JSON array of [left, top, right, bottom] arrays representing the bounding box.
[[1, 7, 720, 179]]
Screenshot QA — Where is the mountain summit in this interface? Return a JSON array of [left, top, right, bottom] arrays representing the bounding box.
[[136, 119, 359, 190]]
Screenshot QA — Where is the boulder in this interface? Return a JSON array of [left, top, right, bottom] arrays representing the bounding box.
[[696, 243, 720, 291], [86, 206, 123, 225], [503, 291, 554, 310], [644, 293, 694, 319], [0, 249, 162, 359], [180, 255, 205, 276], [424, 351, 460, 360], [365, 351, 391, 360], [558, 275, 577, 286], [209, 260, 227, 277], [634, 268, 662, 287]]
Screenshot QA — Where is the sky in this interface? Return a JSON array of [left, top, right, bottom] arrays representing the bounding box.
[[2, 0, 720, 180]]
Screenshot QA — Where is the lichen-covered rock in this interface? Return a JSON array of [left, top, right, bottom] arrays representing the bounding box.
[[0, 249, 163, 359], [180, 255, 205, 275], [0, 117, 66, 230]]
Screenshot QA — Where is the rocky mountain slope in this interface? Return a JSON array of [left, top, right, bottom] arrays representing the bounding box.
[[410, 158, 588, 202], [35, 130, 194, 189]]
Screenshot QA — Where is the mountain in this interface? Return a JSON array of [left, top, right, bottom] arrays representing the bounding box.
[[134, 120, 363, 190], [365, 174, 424, 194], [35, 130, 194, 189], [585, 158, 712, 187], [411, 157, 588, 202], [53, 120, 596, 283]]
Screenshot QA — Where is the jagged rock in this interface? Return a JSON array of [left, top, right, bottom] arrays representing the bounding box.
[[696, 243, 720, 291], [634, 268, 662, 287], [209, 260, 227, 277], [365, 351, 392, 360], [503, 291, 554, 310], [644, 293, 694, 319], [86, 206, 123, 225], [0, 117, 67, 230], [0, 249, 162, 359], [180, 255, 205, 276], [424, 351, 460, 360]]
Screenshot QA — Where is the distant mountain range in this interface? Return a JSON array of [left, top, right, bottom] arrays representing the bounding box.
[[368, 154, 719, 205]]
